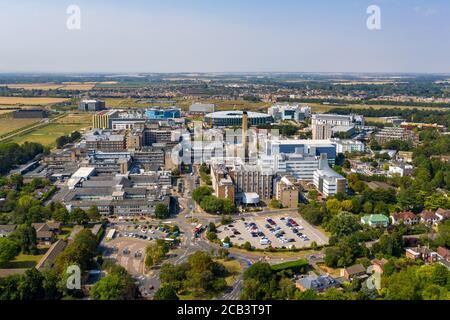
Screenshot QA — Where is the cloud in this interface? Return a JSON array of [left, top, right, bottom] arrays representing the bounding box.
[[414, 6, 437, 16]]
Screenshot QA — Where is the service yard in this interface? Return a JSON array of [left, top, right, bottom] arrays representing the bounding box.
[[217, 213, 329, 249]]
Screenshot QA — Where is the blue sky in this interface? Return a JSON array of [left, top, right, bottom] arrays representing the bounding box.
[[0, 0, 449, 73]]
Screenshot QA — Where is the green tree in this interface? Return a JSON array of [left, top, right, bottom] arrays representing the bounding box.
[[0, 237, 19, 267], [9, 224, 37, 254], [86, 205, 101, 221], [154, 203, 169, 219], [154, 285, 179, 300]]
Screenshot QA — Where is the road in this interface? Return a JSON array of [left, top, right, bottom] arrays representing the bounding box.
[[103, 166, 325, 300]]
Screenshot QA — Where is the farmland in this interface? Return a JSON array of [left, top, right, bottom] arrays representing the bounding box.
[[55, 113, 92, 125], [0, 97, 69, 105], [0, 82, 107, 91]]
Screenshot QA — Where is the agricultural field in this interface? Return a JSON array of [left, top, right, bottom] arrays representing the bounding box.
[[304, 102, 447, 113], [55, 113, 92, 124], [0, 97, 69, 105], [9, 123, 89, 147], [0, 118, 41, 136], [0, 81, 111, 91]]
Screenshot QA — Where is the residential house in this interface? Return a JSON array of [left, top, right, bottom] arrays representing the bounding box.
[[32, 222, 61, 245], [420, 210, 440, 225], [295, 275, 340, 293], [405, 246, 438, 263], [391, 211, 420, 225], [0, 224, 17, 237], [437, 247, 450, 262], [371, 258, 389, 275], [435, 208, 450, 222], [342, 264, 367, 281], [360, 214, 390, 227]]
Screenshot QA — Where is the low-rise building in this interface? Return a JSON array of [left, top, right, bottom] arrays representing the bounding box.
[[0, 224, 17, 237], [295, 275, 340, 293], [341, 264, 367, 281], [405, 246, 438, 263], [360, 214, 390, 227], [332, 139, 365, 154], [189, 103, 215, 114], [420, 210, 440, 225], [391, 211, 420, 225], [35, 240, 67, 271], [78, 99, 105, 112]]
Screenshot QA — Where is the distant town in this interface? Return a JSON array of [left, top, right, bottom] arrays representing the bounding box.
[[0, 73, 449, 301]]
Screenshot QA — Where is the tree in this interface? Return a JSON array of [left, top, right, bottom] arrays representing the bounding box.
[[9, 224, 37, 254], [55, 230, 98, 273], [145, 240, 169, 268], [86, 205, 101, 221], [0, 237, 19, 267], [326, 213, 361, 239], [154, 285, 179, 300], [69, 208, 88, 224], [90, 270, 139, 300], [192, 186, 212, 203], [269, 199, 283, 209], [200, 195, 223, 214], [154, 203, 169, 219]]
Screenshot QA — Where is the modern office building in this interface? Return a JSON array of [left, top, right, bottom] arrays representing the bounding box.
[[146, 107, 181, 119], [92, 110, 119, 129], [78, 99, 105, 112], [263, 139, 337, 164], [258, 153, 322, 181], [313, 155, 347, 197], [204, 110, 272, 127], [331, 139, 365, 153], [268, 104, 311, 121]]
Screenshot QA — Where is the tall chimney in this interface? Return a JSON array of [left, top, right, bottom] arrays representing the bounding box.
[[242, 111, 248, 161]]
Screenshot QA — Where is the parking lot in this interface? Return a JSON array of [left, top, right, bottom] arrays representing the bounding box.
[[102, 236, 149, 276], [112, 223, 177, 241], [217, 214, 329, 249]]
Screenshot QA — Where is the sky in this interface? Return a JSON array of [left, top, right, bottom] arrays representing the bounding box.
[[0, 0, 449, 73]]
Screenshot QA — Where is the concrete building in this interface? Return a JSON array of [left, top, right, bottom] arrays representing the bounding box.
[[211, 164, 236, 203], [233, 164, 275, 201], [83, 152, 132, 175], [258, 153, 321, 181], [85, 130, 126, 152], [313, 154, 347, 197], [375, 127, 419, 145], [312, 123, 333, 140], [79, 99, 105, 112], [312, 113, 365, 127], [275, 176, 299, 208]]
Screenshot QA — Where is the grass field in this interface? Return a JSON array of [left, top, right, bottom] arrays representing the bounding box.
[[55, 113, 92, 124], [10, 123, 89, 146], [218, 259, 243, 286], [0, 118, 41, 136], [4, 246, 49, 269], [0, 97, 68, 105]]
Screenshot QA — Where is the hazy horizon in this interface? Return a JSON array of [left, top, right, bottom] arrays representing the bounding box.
[[1, 0, 449, 73]]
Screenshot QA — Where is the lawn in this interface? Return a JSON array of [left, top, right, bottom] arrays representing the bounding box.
[[10, 123, 89, 147], [0, 118, 41, 136], [4, 246, 49, 269], [0, 97, 69, 105]]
